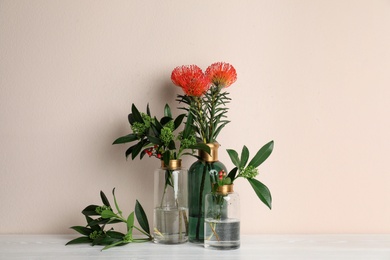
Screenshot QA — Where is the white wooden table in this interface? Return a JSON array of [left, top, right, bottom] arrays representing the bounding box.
[[0, 234, 389, 259]]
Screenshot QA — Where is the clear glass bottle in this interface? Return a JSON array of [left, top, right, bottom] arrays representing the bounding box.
[[154, 159, 188, 244], [204, 184, 240, 250], [188, 143, 227, 243]]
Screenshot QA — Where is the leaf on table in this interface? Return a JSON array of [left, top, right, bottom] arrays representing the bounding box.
[[135, 200, 150, 235]]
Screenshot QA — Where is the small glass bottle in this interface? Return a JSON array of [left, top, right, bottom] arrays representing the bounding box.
[[154, 159, 188, 244], [204, 184, 240, 250]]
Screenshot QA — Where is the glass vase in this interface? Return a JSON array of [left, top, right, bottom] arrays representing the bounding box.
[[153, 159, 188, 244], [204, 184, 240, 250], [188, 143, 227, 243]]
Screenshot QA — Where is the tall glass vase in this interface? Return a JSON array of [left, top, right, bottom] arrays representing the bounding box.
[[188, 143, 227, 243], [154, 159, 188, 244]]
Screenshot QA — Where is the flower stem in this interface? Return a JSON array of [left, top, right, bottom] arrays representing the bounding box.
[[195, 162, 209, 240], [209, 222, 220, 242], [208, 88, 218, 142], [194, 97, 207, 143], [133, 226, 152, 239]]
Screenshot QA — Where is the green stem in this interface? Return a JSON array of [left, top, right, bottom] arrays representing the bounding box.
[[160, 170, 171, 208], [133, 226, 152, 239], [194, 97, 206, 143], [208, 88, 217, 142], [208, 222, 220, 242], [195, 162, 209, 240]]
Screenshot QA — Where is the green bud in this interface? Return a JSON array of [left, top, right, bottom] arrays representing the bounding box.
[[160, 126, 174, 147], [89, 230, 104, 240], [95, 205, 111, 214], [241, 166, 259, 179]]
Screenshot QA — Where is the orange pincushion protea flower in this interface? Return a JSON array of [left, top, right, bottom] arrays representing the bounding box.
[[205, 62, 237, 88], [171, 65, 210, 97]]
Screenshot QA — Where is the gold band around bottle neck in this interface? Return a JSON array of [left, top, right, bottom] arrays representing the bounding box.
[[161, 159, 181, 170], [216, 184, 234, 194], [199, 143, 220, 162]]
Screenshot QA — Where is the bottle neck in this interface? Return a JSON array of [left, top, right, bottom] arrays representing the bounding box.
[[215, 184, 234, 195], [161, 159, 181, 170], [199, 143, 220, 162]]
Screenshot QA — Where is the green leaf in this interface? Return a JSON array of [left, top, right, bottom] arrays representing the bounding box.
[[181, 153, 202, 160], [247, 178, 272, 209], [66, 236, 91, 245], [131, 104, 143, 123], [149, 122, 160, 137], [126, 212, 135, 233], [163, 150, 170, 166], [164, 104, 172, 118], [82, 205, 100, 216], [223, 177, 232, 185], [87, 218, 122, 227], [160, 116, 172, 126], [227, 149, 240, 168], [174, 114, 186, 130], [212, 121, 230, 140], [85, 216, 101, 231], [168, 140, 176, 150], [189, 143, 211, 155], [128, 113, 134, 125], [227, 167, 238, 181], [91, 235, 109, 246], [131, 141, 145, 160], [106, 230, 125, 240], [100, 191, 110, 207], [182, 112, 194, 138], [240, 145, 250, 169], [135, 200, 150, 235], [125, 143, 137, 159], [70, 226, 93, 236], [101, 209, 117, 219], [146, 103, 151, 116], [140, 149, 147, 159], [153, 116, 163, 132], [112, 134, 138, 145], [248, 140, 274, 168], [147, 135, 162, 145]]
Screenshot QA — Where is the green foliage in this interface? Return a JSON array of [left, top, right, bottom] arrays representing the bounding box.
[[176, 85, 231, 143], [248, 178, 272, 209], [66, 188, 152, 250], [112, 103, 210, 162], [135, 200, 150, 235], [225, 140, 274, 209]]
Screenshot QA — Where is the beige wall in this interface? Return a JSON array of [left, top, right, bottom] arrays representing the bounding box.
[[1, 0, 389, 234]]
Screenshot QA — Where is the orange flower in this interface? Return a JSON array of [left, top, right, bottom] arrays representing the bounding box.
[[171, 65, 210, 97], [205, 62, 237, 88]]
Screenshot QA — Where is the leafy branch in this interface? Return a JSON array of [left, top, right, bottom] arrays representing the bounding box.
[[176, 85, 231, 144], [66, 188, 152, 250], [112, 103, 210, 166], [226, 140, 274, 209]]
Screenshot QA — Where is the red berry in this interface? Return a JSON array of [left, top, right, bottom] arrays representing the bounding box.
[[218, 170, 225, 180]]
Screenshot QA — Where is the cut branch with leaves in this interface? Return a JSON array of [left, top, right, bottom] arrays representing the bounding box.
[[112, 103, 210, 166], [224, 140, 274, 209], [66, 188, 152, 250]]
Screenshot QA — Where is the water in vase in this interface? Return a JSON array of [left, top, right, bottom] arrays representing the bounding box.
[[204, 218, 240, 249], [154, 207, 188, 244]]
